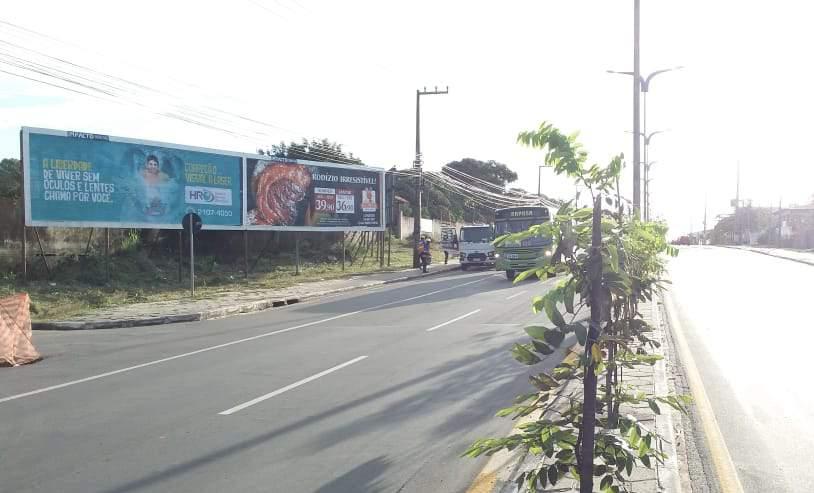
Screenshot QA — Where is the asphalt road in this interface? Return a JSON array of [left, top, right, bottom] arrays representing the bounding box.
[[0, 269, 565, 493], [666, 246, 813, 493]]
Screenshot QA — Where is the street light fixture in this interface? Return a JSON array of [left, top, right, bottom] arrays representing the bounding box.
[[609, 66, 682, 220]]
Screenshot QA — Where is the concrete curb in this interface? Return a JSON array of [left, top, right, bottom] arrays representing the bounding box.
[[32, 264, 460, 330], [719, 245, 814, 267]]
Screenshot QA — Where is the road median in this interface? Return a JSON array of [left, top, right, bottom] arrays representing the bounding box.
[[468, 293, 688, 493]]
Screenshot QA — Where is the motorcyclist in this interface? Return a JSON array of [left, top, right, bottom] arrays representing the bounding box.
[[418, 236, 432, 273]]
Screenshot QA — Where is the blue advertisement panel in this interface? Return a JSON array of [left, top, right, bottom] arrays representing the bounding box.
[[23, 128, 242, 229]]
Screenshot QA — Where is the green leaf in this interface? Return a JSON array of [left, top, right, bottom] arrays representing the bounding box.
[[638, 439, 649, 457], [532, 339, 555, 355], [591, 344, 603, 365], [569, 466, 580, 481], [544, 297, 567, 328], [606, 244, 619, 271], [515, 268, 535, 283], [511, 343, 541, 365], [524, 325, 548, 340], [641, 455, 652, 468], [600, 474, 613, 491], [625, 456, 633, 476], [648, 400, 661, 415], [544, 328, 565, 347], [564, 282, 575, 314], [627, 425, 640, 447], [547, 464, 559, 486], [537, 466, 547, 488], [573, 323, 587, 345], [531, 295, 544, 314], [530, 372, 559, 391], [495, 406, 517, 417]]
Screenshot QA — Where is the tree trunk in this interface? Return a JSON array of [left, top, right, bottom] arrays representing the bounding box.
[[580, 194, 603, 492]]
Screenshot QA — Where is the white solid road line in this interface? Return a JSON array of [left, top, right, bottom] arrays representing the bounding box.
[[0, 310, 363, 405], [426, 309, 481, 332], [219, 355, 369, 415], [505, 290, 527, 300], [0, 274, 491, 405]]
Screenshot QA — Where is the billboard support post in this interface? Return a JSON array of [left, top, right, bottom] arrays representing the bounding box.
[[295, 233, 300, 276], [21, 225, 27, 281], [387, 229, 391, 266], [189, 215, 195, 297], [19, 133, 27, 281], [84, 228, 95, 256], [177, 231, 182, 283], [379, 231, 384, 268], [341, 233, 346, 271], [243, 230, 249, 279], [33, 228, 50, 277], [105, 228, 110, 281]]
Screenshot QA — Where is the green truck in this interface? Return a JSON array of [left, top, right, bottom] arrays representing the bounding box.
[[494, 206, 553, 280]]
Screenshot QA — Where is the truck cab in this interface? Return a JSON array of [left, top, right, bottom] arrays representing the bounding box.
[[458, 224, 496, 270]]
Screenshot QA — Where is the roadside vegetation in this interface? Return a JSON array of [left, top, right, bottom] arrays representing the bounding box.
[[0, 236, 442, 321], [464, 122, 689, 492]]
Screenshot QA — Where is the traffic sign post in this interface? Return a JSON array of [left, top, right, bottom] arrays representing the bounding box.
[[182, 212, 202, 297]]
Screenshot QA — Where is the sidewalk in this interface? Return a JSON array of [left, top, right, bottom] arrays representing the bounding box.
[[727, 245, 814, 266], [32, 262, 460, 330], [478, 294, 685, 493]]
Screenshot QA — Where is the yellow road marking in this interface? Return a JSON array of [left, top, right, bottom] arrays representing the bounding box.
[[663, 291, 745, 493]]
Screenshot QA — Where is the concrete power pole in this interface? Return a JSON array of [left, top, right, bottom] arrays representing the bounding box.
[[412, 86, 448, 268]]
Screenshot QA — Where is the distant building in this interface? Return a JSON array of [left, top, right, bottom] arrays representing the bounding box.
[[774, 205, 814, 249]]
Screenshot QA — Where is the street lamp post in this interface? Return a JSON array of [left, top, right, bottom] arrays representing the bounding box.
[[607, 66, 682, 220]]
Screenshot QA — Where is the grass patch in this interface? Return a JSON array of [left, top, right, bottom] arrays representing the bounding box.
[[1, 238, 446, 321]]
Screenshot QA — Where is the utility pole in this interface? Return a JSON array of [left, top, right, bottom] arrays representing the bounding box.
[[703, 194, 707, 245], [735, 161, 740, 244], [632, 0, 642, 219], [412, 86, 449, 268]]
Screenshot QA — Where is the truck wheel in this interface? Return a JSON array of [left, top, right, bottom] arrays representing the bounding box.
[[506, 269, 516, 281], [461, 264, 469, 271]]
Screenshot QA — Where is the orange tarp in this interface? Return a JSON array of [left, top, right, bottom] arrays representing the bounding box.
[[0, 293, 41, 367]]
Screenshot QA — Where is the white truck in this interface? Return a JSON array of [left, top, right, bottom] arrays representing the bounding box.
[[458, 224, 496, 270]]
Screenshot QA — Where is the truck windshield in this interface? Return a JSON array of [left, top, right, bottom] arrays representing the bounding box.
[[460, 227, 493, 243]]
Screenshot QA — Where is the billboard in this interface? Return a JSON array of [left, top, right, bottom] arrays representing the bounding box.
[[22, 128, 242, 229], [245, 158, 385, 231]]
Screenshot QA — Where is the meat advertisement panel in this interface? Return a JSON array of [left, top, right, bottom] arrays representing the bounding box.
[[22, 127, 243, 229], [245, 158, 384, 231]]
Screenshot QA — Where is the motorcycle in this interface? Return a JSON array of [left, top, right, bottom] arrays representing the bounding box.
[[419, 251, 432, 273]]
